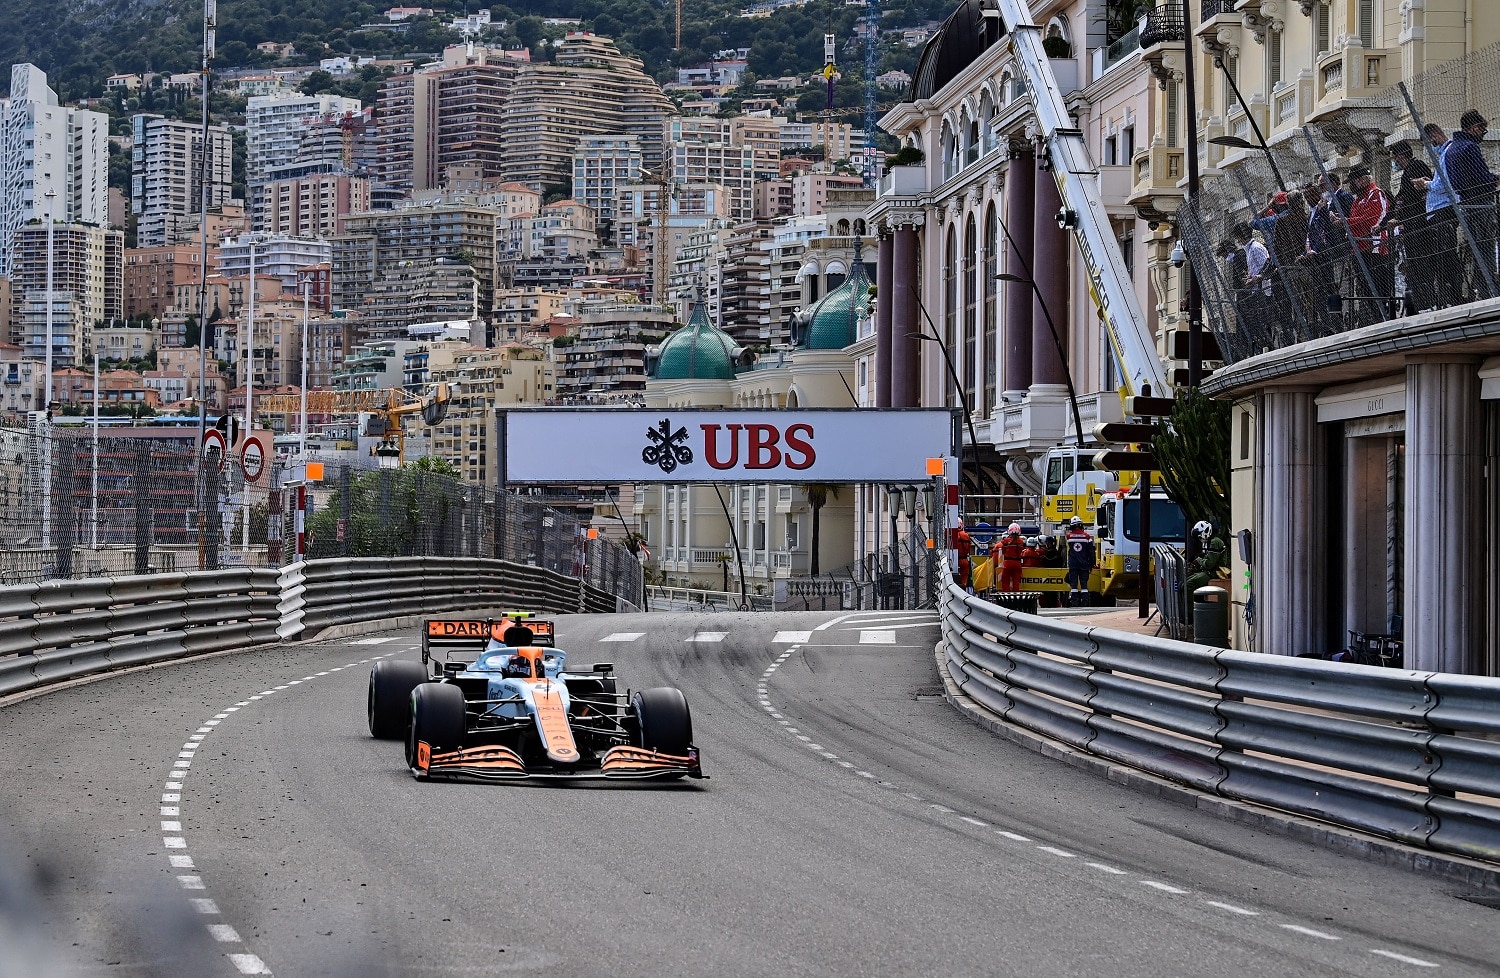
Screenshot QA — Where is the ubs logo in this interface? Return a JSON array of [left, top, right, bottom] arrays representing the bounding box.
[[642, 418, 694, 473]]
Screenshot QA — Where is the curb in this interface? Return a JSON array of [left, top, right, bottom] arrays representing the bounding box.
[[935, 641, 1500, 892]]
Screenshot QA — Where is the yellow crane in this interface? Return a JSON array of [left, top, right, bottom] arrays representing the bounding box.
[[640, 167, 674, 307], [256, 383, 452, 461]]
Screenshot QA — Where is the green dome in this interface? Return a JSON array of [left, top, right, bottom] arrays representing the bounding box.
[[653, 297, 740, 381], [797, 242, 873, 350]]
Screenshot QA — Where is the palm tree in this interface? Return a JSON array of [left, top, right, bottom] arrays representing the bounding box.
[[804, 483, 840, 576]]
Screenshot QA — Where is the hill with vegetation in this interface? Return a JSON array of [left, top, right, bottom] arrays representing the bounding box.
[[0, 0, 949, 102]]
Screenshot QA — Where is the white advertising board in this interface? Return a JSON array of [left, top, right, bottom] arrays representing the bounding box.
[[501, 409, 957, 484]]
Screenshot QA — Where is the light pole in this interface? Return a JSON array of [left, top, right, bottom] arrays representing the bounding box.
[[241, 237, 256, 551], [41, 187, 57, 553], [995, 271, 1086, 448], [905, 326, 980, 499], [300, 279, 310, 456], [91, 348, 100, 550]]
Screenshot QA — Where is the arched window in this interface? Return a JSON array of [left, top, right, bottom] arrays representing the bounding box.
[[963, 214, 977, 408], [943, 223, 958, 410], [965, 107, 980, 166], [941, 120, 958, 181], [999, 70, 1014, 105], [983, 204, 998, 417]]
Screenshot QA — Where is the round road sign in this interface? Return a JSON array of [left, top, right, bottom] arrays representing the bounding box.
[[202, 428, 226, 470], [240, 435, 267, 483], [969, 520, 996, 546]]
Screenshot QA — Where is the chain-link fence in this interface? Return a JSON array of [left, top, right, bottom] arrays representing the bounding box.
[[1178, 43, 1500, 364], [0, 425, 642, 603]]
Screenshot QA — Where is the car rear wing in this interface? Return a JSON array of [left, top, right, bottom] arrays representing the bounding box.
[[422, 616, 555, 665]]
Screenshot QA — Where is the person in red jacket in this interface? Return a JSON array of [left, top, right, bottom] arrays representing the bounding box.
[[1346, 164, 1394, 308], [954, 521, 974, 591], [997, 523, 1026, 592]]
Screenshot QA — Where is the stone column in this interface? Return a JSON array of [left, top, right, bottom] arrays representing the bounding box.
[[1002, 153, 1034, 397], [876, 232, 894, 408], [1257, 389, 1328, 655], [891, 222, 922, 407], [1404, 357, 1482, 674], [1032, 173, 1070, 386]]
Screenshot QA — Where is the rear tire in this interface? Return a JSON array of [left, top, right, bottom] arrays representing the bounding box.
[[368, 660, 428, 739], [630, 687, 693, 755], [406, 682, 468, 770]]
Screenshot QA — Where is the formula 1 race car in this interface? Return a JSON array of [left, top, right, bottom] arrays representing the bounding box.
[[366, 615, 705, 782]]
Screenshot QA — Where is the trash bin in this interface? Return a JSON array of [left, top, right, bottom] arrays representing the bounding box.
[[1193, 585, 1229, 647], [993, 591, 1042, 615]]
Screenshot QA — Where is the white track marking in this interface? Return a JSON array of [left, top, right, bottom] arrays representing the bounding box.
[[1205, 901, 1259, 916], [997, 830, 1032, 842], [1140, 881, 1188, 895], [960, 816, 989, 828], [838, 621, 941, 631], [773, 631, 813, 643], [599, 632, 645, 642], [1085, 861, 1127, 875], [859, 630, 896, 644], [152, 649, 395, 978], [1369, 950, 1439, 968], [1036, 846, 1078, 858], [1279, 924, 1340, 941], [686, 632, 727, 643], [350, 637, 395, 645]]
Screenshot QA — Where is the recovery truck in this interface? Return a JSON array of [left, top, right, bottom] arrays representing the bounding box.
[[967, 0, 1186, 600]]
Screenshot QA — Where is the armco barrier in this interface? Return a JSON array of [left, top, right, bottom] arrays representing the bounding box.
[[0, 557, 626, 700], [940, 582, 1500, 863]]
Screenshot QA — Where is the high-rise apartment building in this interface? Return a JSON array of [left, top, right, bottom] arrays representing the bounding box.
[[257, 173, 371, 239], [245, 92, 363, 228], [123, 244, 211, 321], [375, 45, 527, 196], [572, 135, 642, 246], [9, 223, 123, 366], [130, 114, 233, 248], [0, 64, 109, 278], [331, 203, 500, 344], [497, 33, 674, 191]]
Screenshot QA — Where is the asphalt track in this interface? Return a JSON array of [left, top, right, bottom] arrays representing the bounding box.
[[1, 610, 1497, 977]]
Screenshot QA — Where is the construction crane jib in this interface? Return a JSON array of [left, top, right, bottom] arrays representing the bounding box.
[[981, 0, 1168, 401]]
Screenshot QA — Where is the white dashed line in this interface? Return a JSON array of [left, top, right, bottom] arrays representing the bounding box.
[[599, 632, 645, 642], [1369, 949, 1439, 968], [997, 830, 1032, 842], [350, 637, 395, 645], [685, 632, 727, 643], [1279, 924, 1340, 941], [773, 631, 813, 643], [1085, 861, 1127, 874], [1036, 846, 1078, 858], [154, 648, 394, 978], [1140, 881, 1188, 895], [959, 816, 989, 828], [1204, 901, 1259, 916], [858, 629, 896, 644]]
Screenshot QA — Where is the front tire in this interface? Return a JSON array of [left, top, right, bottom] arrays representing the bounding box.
[[406, 682, 468, 770], [368, 660, 428, 739], [630, 687, 693, 755]]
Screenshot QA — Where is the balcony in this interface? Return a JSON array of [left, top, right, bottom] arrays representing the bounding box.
[[1127, 142, 1186, 223], [1139, 3, 1185, 85], [878, 164, 927, 199], [1094, 23, 1142, 78], [1311, 46, 1395, 120]]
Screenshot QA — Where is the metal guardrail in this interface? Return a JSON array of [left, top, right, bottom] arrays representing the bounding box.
[[645, 585, 774, 612], [0, 557, 629, 699], [940, 582, 1500, 862]]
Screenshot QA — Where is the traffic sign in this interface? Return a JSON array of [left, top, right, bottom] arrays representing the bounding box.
[[968, 520, 996, 546], [1093, 450, 1159, 471], [1093, 422, 1158, 444], [240, 435, 266, 483], [202, 428, 226, 471], [1124, 395, 1175, 418]]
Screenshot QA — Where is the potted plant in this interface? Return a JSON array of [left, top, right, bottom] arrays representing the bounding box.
[[883, 145, 925, 172], [1043, 35, 1072, 58]]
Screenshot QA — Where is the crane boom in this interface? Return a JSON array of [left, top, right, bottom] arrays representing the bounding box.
[[984, 0, 1168, 399]]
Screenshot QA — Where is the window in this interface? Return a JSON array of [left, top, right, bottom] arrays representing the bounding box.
[[1358, 0, 1375, 47], [1122, 126, 1135, 160], [1105, 135, 1118, 165], [1315, 3, 1331, 55], [1166, 82, 1180, 148], [1269, 31, 1283, 88]]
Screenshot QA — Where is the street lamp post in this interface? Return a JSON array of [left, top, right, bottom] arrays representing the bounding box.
[[300, 280, 310, 457], [241, 238, 256, 551], [43, 188, 56, 415], [41, 187, 57, 553], [905, 324, 980, 501]]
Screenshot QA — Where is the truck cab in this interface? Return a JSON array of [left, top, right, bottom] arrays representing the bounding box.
[[1091, 486, 1187, 597]]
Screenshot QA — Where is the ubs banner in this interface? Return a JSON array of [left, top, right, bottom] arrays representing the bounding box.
[[499, 408, 958, 484]]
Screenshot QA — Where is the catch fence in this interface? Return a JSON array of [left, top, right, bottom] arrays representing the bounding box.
[[0, 425, 641, 603], [1177, 43, 1500, 364]]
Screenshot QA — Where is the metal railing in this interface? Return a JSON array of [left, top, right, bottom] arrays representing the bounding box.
[[645, 585, 774, 612], [0, 556, 633, 699], [941, 581, 1500, 862]]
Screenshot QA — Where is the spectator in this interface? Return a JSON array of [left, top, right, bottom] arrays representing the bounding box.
[[1302, 174, 1355, 316], [1386, 140, 1432, 314], [1412, 123, 1462, 309], [1444, 109, 1500, 290], [1347, 164, 1394, 306]]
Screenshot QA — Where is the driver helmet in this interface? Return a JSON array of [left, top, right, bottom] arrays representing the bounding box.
[[1008, 522, 1022, 534], [503, 654, 532, 679], [1069, 516, 1083, 528]]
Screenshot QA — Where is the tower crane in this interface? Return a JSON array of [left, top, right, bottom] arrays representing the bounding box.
[[640, 168, 674, 307], [256, 383, 452, 462]]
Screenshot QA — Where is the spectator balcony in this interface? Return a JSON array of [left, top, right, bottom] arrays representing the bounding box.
[[1128, 141, 1186, 224]]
